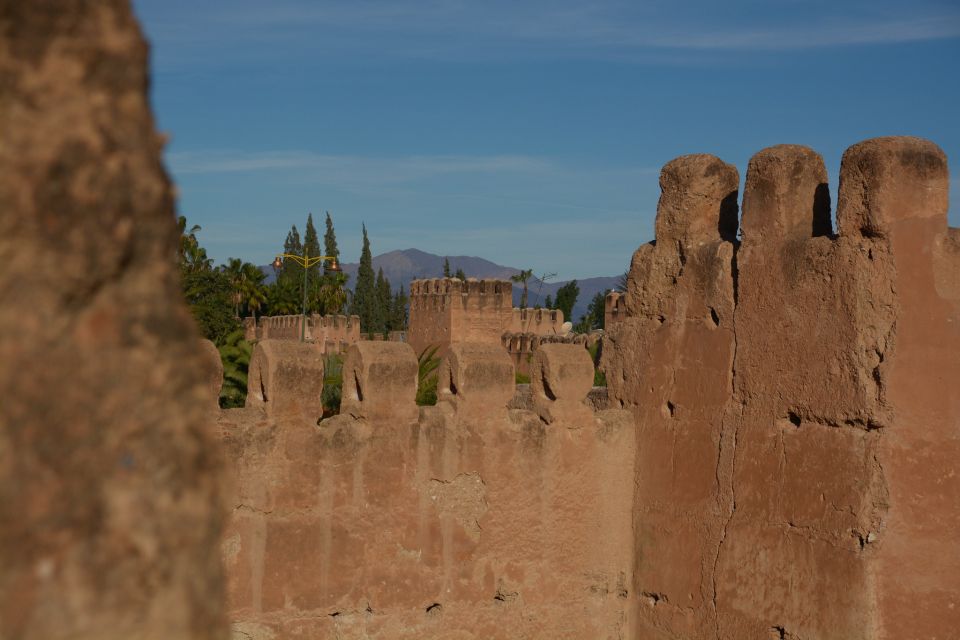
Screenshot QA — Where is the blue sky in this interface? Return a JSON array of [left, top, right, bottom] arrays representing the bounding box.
[[134, 0, 960, 278]]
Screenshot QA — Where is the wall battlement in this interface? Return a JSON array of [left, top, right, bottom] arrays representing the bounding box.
[[408, 277, 565, 356], [602, 136, 958, 639], [605, 291, 625, 328], [243, 313, 361, 352], [501, 330, 588, 375], [218, 340, 634, 638], [221, 136, 958, 640]]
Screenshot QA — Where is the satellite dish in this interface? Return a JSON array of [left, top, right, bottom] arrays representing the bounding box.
[[561, 321, 573, 335]]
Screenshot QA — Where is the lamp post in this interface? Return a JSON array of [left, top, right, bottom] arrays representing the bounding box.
[[272, 250, 342, 342]]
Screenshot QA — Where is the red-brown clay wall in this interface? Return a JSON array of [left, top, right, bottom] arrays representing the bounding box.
[[0, 3, 228, 638], [408, 279, 557, 358], [603, 137, 959, 639], [220, 341, 635, 639], [408, 278, 460, 356]]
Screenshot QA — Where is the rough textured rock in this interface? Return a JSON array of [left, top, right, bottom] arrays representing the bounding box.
[[436, 342, 514, 420], [603, 137, 959, 639], [246, 340, 325, 421], [601, 153, 739, 639], [0, 2, 227, 638], [530, 343, 596, 425], [220, 341, 636, 639], [340, 341, 419, 423]]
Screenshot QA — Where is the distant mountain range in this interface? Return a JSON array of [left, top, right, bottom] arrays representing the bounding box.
[[266, 248, 621, 322]]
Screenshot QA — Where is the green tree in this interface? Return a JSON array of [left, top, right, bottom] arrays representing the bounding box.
[[585, 291, 606, 331], [321, 354, 344, 417], [416, 345, 441, 406], [616, 270, 629, 293], [442, 257, 451, 278], [182, 269, 240, 345], [510, 269, 534, 308], [375, 267, 391, 334], [178, 215, 212, 275], [177, 215, 207, 272], [390, 285, 409, 331], [454, 267, 466, 281], [218, 329, 252, 408], [280, 225, 303, 283], [224, 259, 267, 318], [350, 224, 384, 334], [554, 280, 579, 324], [303, 213, 322, 289], [177, 217, 236, 343], [315, 271, 349, 315], [544, 294, 553, 309], [323, 211, 339, 260], [241, 262, 267, 317], [266, 278, 300, 315]]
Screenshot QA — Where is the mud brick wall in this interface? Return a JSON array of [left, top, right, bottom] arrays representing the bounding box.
[[219, 341, 635, 639], [602, 137, 959, 640]]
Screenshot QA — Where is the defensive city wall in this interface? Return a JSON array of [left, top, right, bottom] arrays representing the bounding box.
[[212, 136, 960, 640], [3, 5, 958, 638], [244, 313, 361, 352], [407, 278, 566, 356]]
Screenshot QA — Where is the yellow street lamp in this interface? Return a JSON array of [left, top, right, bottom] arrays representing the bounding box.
[[272, 250, 342, 342]]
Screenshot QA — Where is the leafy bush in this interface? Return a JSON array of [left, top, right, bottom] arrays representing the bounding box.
[[322, 354, 344, 417], [587, 340, 606, 387], [218, 330, 252, 408], [416, 345, 441, 406]]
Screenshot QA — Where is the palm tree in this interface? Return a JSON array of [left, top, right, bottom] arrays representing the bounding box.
[[177, 215, 212, 273], [177, 215, 201, 261], [616, 270, 629, 293], [267, 279, 300, 315], [316, 271, 349, 315], [240, 262, 267, 318], [224, 258, 245, 316], [510, 268, 534, 309]]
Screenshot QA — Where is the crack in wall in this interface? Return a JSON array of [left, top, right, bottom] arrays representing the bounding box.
[[711, 241, 741, 640]]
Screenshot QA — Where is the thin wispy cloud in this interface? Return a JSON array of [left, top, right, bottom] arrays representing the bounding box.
[[167, 149, 653, 187], [145, 0, 960, 64]]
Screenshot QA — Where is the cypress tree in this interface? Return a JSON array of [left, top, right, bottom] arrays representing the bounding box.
[[554, 280, 579, 323], [304, 213, 321, 274], [323, 211, 339, 259], [376, 268, 391, 334], [390, 285, 409, 331], [281, 225, 302, 284], [442, 257, 451, 278], [454, 267, 466, 281], [302, 214, 322, 313], [351, 224, 382, 334]]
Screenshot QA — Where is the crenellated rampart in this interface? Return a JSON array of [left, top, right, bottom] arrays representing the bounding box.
[[500, 330, 590, 376], [243, 313, 361, 353], [218, 340, 635, 639], [407, 278, 565, 357], [605, 291, 625, 328], [601, 136, 959, 640], [215, 136, 958, 640]]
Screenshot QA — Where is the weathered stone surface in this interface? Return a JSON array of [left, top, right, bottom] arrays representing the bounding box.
[[529, 343, 595, 425], [0, 3, 227, 638], [221, 341, 635, 638], [602, 153, 739, 638], [605, 138, 959, 639], [246, 339, 324, 421], [837, 136, 959, 640], [436, 342, 514, 420], [340, 341, 419, 423], [654, 153, 740, 245], [200, 338, 224, 409]]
